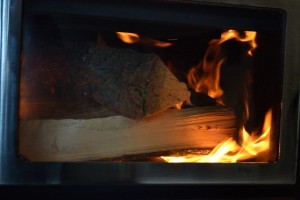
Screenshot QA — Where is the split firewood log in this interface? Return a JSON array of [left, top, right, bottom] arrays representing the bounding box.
[[20, 43, 190, 119], [76, 44, 190, 119], [19, 106, 237, 161]]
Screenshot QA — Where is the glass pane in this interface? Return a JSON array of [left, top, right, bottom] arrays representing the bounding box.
[[18, 5, 284, 163]]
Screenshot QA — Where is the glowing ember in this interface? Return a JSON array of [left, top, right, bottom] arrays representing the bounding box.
[[161, 109, 272, 163], [116, 32, 173, 47]]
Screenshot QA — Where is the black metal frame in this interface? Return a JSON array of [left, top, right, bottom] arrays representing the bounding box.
[[0, 0, 299, 185]]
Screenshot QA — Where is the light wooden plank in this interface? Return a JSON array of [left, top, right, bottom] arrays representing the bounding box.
[[18, 106, 237, 161]]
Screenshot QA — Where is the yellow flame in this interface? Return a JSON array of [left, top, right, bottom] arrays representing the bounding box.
[[220, 29, 257, 56], [161, 109, 272, 163], [116, 32, 173, 47], [161, 29, 263, 163]]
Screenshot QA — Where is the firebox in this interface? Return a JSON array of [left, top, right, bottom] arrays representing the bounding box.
[[0, 0, 299, 185]]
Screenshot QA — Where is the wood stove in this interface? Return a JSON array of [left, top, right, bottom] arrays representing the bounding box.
[[0, 0, 299, 186]]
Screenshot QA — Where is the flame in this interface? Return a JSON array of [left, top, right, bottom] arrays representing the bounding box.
[[116, 32, 173, 47], [173, 102, 184, 110], [171, 99, 193, 110], [186, 37, 225, 104], [148, 39, 173, 47], [187, 48, 225, 104], [161, 29, 269, 163], [220, 30, 257, 56], [161, 109, 272, 163], [187, 29, 257, 105], [116, 32, 140, 43]]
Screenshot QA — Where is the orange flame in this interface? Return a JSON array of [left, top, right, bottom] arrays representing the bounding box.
[[116, 32, 140, 43], [171, 99, 193, 110], [172, 102, 184, 110], [161, 109, 272, 163], [161, 29, 268, 163], [220, 30, 257, 56], [187, 43, 225, 104], [187, 29, 257, 105], [116, 32, 173, 47]]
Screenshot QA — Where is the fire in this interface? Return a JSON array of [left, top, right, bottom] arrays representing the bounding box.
[[116, 32, 140, 44], [187, 47, 225, 104], [187, 29, 257, 105], [173, 102, 184, 110], [161, 29, 269, 163], [116, 32, 140, 43], [161, 109, 272, 163], [220, 30, 257, 56], [117, 29, 267, 163], [116, 32, 173, 47]]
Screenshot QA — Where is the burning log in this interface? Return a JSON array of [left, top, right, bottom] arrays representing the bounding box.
[[20, 43, 190, 119], [19, 106, 237, 161]]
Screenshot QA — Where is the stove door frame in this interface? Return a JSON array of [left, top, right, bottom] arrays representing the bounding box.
[[0, 0, 299, 185]]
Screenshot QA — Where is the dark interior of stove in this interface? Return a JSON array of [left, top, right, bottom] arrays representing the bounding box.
[[17, 0, 287, 163]]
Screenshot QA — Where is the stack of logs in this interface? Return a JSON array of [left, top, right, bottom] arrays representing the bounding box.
[[18, 42, 237, 161]]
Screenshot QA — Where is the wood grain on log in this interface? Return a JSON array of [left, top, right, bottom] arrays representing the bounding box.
[[19, 106, 237, 161]]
